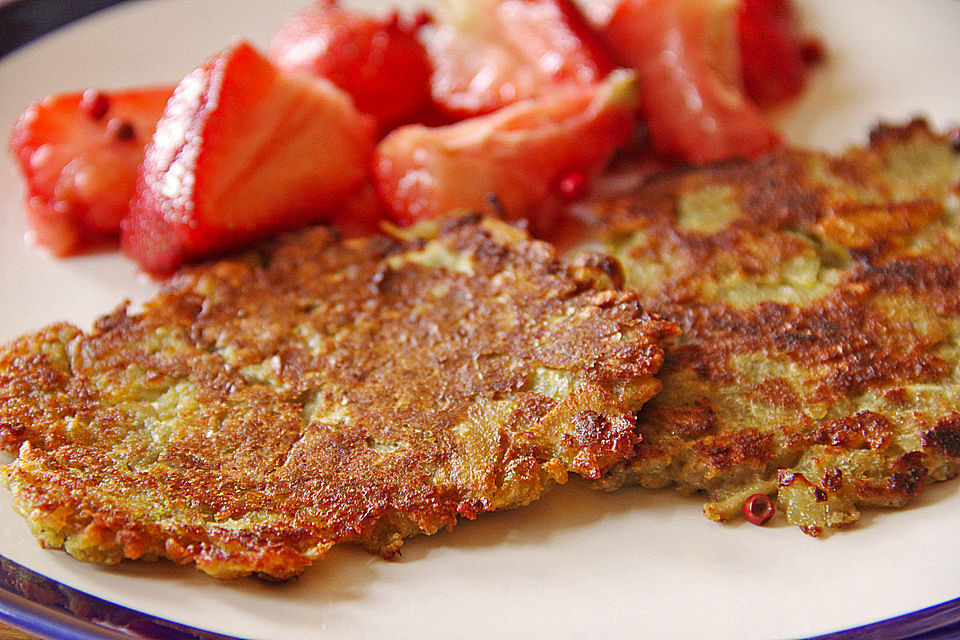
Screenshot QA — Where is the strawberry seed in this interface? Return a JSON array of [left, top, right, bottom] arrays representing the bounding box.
[[108, 118, 136, 142], [79, 89, 110, 121], [558, 172, 588, 201]]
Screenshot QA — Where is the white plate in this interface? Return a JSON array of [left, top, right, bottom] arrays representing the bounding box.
[[1, 1, 959, 639]]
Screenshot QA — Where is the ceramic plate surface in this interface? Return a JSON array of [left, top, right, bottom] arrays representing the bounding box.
[[1, 1, 960, 639]]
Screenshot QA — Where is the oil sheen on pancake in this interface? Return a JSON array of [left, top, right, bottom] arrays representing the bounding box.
[[583, 120, 960, 535], [0, 216, 675, 579]]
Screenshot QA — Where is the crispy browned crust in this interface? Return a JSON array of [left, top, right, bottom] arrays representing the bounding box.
[[585, 119, 960, 534], [0, 215, 674, 579]]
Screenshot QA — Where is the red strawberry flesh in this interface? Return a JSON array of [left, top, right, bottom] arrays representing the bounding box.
[[604, 0, 780, 163], [9, 86, 172, 256], [269, 2, 434, 132], [426, 0, 616, 118], [122, 40, 375, 275], [738, 0, 809, 106], [375, 70, 638, 235]]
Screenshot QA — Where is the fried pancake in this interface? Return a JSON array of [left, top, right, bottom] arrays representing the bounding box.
[[0, 216, 674, 579], [582, 120, 960, 535]]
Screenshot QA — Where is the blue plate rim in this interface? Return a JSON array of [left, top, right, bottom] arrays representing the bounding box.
[[0, 2, 959, 639], [0, 554, 238, 640]]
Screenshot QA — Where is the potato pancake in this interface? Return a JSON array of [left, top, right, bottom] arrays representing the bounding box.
[[0, 216, 674, 578], [583, 120, 960, 535]]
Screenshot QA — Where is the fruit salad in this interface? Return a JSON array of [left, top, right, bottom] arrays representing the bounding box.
[[8, 0, 818, 275]]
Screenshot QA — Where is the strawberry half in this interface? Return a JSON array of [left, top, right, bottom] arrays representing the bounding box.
[[9, 86, 173, 256], [374, 70, 638, 235], [122, 40, 375, 276], [426, 0, 617, 119], [604, 0, 780, 163], [269, 1, 434, 132]]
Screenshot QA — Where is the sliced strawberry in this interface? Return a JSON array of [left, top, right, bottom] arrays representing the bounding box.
[[9, 86, 173, 256], [374, 70, 637, 235], [269, 1, 433, 132], [122, 40, 375, 276], [604, 0, 780, 163], [737, 0, 808, 106], [426, 0, 617, 119]]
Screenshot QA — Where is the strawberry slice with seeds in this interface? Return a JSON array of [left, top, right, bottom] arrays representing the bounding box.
[[374, 70, 637, 235], [122, 40, 375, 276], [426, 0, 617, 119], [9, 86, 173, 256], [269, 1, 434, 132]]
